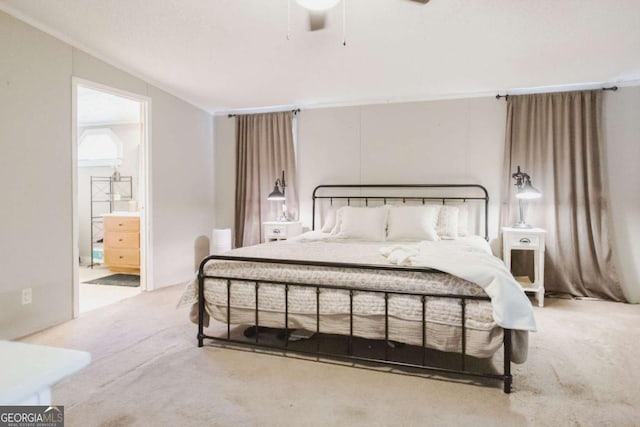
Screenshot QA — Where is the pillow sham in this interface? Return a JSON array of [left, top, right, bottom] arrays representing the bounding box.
[[330, 206, 346, 235], [336, 206, 388, 241], [387, 205, 440, 241], [457, 203, 469, 237], [321, 208, 337, 233], [436, 205, 460, 239]]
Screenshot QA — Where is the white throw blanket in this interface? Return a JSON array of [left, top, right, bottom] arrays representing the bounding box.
[[380, 241, 537, 332]]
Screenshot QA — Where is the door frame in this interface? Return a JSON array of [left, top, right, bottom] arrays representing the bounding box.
[[71, 77, 153, 318]]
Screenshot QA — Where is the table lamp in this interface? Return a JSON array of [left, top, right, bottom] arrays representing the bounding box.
[[267, 170, 289, 221], [512, 165, 542, 228]]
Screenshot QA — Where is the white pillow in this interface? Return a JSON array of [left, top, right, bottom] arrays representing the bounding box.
[[436, 205, 460, 239], [337, 206, 388, 241], [330, 207, 346, 235], [457, 204, 469, 237], [321, 208, 337, 233], [387, 205, 440, 241]]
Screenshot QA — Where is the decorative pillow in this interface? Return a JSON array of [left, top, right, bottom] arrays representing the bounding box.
[[330, 207, 346, 235], [387, 205, 440, 241], [457, 203, 469, 237], [337, 206, 388, 241], [321, 208, 337, 233], [436, 205, 460, 239]]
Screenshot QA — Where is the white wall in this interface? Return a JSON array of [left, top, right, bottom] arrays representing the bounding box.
[[297, 99, 507, 250], [149, 86, 214, 285], [0, 11, 74, 339], [0, 11, 214, 339], [213, 91, 640, 302]]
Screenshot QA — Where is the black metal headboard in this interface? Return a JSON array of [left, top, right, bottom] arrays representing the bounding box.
[[311, 184, 490, 240]]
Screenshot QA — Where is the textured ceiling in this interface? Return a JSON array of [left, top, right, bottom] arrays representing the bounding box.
[[2, 0, 639, 113]]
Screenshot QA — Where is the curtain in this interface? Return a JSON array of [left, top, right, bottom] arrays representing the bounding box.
[[234, 111, 298, 248], [501, 90, 625, 301]]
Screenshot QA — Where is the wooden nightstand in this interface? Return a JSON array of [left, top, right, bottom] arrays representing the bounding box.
[[263, 221, 303, 242], [502, 227, 546, 307]]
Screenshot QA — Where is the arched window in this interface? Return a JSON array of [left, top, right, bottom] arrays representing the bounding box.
[[78, 128, 123, 167]]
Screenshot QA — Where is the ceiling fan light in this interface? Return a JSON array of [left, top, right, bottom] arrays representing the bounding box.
[[295, 0, 341, 12]]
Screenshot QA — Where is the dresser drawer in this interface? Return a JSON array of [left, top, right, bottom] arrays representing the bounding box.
[[104, 231, 139, 249], [509, 234, 540, 248], [104, 216, 140, 232], [105, 248, 140, 267]]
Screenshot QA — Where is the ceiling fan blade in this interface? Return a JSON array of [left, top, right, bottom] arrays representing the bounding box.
[[308, 11, 327, 31]]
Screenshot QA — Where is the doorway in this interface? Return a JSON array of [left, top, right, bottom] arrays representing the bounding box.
[[72, 79, 151, 316]]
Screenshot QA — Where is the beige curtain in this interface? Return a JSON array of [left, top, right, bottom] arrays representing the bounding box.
[[235, 111, 298, 247], [501, 90, 625, 301]]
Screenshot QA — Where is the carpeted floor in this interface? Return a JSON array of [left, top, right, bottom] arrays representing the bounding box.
[[21, 285, 640, 426]]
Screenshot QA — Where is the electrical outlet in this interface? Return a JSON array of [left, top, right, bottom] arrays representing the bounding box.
[[22, 288, 32, 305]]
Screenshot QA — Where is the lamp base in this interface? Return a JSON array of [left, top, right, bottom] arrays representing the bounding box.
[[512, 222, 533, 229]]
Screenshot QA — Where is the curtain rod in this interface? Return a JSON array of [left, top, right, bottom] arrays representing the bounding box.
[[227, 108, 300, 118], [496, 86, 618, 100]]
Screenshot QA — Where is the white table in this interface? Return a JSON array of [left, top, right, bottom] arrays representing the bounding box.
[[502, 227, 546, 307], [0, 341, 91, 405]]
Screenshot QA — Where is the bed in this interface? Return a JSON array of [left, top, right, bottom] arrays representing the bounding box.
[[182, 184, 536, 393]]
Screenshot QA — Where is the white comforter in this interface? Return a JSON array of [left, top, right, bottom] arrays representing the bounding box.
[[380, 240, 537, 332]]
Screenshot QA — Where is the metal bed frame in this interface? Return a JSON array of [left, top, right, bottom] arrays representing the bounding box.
[[197, 184, 513, 393]]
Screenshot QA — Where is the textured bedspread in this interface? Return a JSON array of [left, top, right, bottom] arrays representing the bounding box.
[[179, 234, 533, 362], [181, 237, 492, 324]]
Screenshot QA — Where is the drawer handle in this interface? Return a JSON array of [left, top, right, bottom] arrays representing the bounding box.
[[118, 223, 124, 227], [118, 238, 123, 242], [272, 229, 281, 234], [519, 238, 531, 243], [119, 256, 124, 259]]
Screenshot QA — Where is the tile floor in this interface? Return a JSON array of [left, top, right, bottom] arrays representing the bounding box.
[[78, 265, 140, 314]]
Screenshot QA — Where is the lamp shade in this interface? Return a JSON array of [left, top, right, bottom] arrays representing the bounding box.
[[296, 0, 341, 11], [268, 185, 285, 201], [516, 180, 542, 200]]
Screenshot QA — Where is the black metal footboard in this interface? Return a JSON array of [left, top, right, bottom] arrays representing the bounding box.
[[196, 255, 513, 393]]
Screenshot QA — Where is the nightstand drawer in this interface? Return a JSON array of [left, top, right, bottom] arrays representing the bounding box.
[[263, 221, 303, 242], [264, 224, 288, 239], [509, 235, 540, 248]]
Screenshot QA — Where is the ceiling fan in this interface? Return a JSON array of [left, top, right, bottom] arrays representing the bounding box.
[[295, 0, 431, 32]]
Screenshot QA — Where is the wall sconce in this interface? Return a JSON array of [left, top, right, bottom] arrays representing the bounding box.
[[512, 165, 542, 228], [267, 170, 290, 222]]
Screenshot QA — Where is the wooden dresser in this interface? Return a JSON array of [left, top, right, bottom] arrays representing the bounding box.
[[103, 214, 140, 274]]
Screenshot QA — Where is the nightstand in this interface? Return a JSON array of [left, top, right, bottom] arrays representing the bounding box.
[[263, 221, 303, 242], [502, 227, 546, 307]]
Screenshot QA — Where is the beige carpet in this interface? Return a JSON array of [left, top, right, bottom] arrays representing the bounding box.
[[21, 285, 640, 426]]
